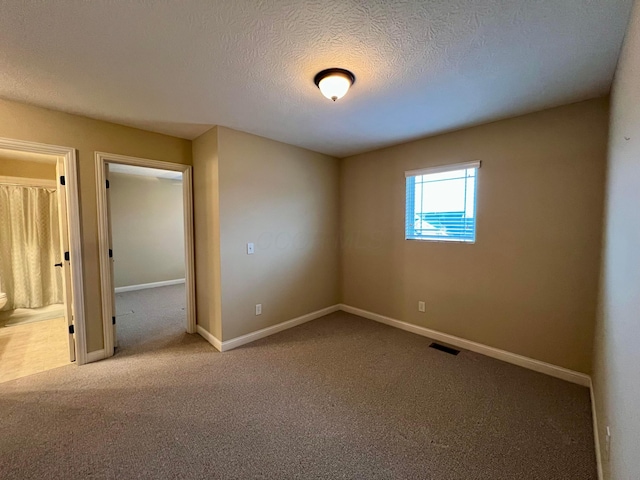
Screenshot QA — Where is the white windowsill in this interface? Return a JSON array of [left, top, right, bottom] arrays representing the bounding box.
[[405, 236, 475, 244]]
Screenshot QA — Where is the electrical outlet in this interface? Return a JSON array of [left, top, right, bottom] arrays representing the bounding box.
[[418, 301, 426, 313], [605, 426, 611, 462], [255, 304, 262, 315], [247, 243, 255, 255]]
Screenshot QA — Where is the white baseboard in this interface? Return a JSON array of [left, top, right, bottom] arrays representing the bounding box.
[[197, 325, 222, 352], [590, 380, 604, 480], [221, 305, 341, 352], [339, 304, 591, 387], [85, 349, 106, 363], [115, 278, 185, 294]]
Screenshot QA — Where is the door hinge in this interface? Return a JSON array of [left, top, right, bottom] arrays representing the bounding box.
[[109, 249, 113, 258], [60, 175, 66, 186], [64, 251, 70, 262], [106, 179, 110, 189], [112, 316, 116, 325], [68, 324, 75, 334]]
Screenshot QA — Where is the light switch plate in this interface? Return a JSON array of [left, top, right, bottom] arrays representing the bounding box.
[[247, 243, 255, 255], [255, 304, 262, 315], [418, 301, 426, 312]]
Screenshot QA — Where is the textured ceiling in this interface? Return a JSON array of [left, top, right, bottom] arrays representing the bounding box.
[[0, 0, 633, 157]]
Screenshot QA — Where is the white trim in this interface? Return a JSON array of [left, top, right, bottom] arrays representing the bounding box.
[[182, 167, 197, 336], [114, 278, 185, 293], [590, 380, 604, 480], [96, 157, 114, 357], [406, 236, 475, 244], [0, 137, 87, 366], [197, 325, 222, 352], [85, 349, 106, 363], [405, 160, 481, 177], [96, 152, 197, 359], [0, 175, 57, 188], [221, 305, 341, 352], [339, 304, 590, 387]]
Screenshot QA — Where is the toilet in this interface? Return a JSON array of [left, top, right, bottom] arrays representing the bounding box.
[[0, 292, 7, 310]]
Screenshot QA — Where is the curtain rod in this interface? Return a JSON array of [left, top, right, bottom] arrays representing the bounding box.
[[0, 175, 57, 188]]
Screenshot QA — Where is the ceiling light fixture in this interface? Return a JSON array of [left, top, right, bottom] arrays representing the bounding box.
[[314, 68, 355, 101]]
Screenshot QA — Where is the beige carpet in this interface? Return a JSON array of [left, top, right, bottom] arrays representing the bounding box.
[[114, 284, 188, 355], [0, 285, 596, 479]]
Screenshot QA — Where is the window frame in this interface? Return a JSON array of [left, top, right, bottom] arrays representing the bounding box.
[[405, 160, 481, 244]]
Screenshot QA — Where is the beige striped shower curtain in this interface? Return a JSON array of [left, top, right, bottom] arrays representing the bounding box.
[[0, 185, 63, 310]]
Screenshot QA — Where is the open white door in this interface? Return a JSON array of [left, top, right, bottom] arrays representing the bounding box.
[[55, 158, 76, 362], [104, 163, 118, 348]]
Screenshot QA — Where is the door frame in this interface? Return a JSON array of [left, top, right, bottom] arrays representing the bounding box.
[[0, 136, 87, 365], [55, 157, 77, 362], [95, 152, 196, 358]]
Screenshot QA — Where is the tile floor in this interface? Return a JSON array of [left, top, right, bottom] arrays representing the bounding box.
[[0, 317, 71, 383]]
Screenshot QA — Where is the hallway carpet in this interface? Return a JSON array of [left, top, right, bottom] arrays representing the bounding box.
[[0, 286, 596, 479], [114, 283, 188, 355]]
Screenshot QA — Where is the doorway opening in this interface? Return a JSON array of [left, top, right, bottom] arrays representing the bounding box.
[[0, 138, 86, 382], [95, 153, 195, 358]]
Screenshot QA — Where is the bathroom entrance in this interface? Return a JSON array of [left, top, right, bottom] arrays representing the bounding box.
[[0, 144, 80, 382]]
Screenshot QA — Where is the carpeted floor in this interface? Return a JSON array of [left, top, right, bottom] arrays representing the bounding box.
[[0, 285, 596, 479], [114, 284, 188, 355]]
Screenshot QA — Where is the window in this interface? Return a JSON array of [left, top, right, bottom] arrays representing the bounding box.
[[405, 161, 481, 243]]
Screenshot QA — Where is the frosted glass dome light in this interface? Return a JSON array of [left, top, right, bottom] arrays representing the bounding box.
[[314, 69, 355, 101]]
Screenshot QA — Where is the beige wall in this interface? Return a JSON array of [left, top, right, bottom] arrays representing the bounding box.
[[192, 127, 222, 338], [0, 99, 191, 352], [218, 127, 340, 340], [341, 98, 608, 373], [0, 157, 56, 179], [109, 172, 185, 288], [193, 126, 341, 341], [592, 2, 640, 479]]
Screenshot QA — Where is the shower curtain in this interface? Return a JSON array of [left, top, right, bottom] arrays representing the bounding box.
[[0, 185, 63, 311]]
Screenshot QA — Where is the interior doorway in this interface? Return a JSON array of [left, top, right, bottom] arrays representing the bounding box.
[[95, 153, 195, 358], [0, 138, 86, 382]]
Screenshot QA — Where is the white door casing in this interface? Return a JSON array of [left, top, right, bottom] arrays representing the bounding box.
[[95, 152, 196, 358], [55, 158, 76, 362], [0, 137, 87, 364]]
